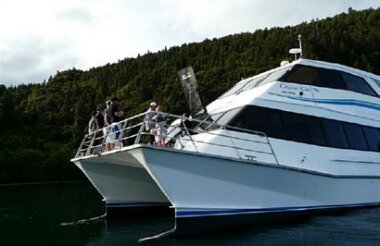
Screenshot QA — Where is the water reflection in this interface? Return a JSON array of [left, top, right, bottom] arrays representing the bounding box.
[[1, 182, 379, 246]]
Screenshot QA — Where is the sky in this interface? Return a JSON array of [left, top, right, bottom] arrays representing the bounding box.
[[0, 0, 379, 87]]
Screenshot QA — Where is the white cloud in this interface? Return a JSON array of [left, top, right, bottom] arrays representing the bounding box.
[[0, 0, 379, 86]]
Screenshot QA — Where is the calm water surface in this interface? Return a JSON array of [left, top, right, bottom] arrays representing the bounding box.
[[0, 182, 379, 245]]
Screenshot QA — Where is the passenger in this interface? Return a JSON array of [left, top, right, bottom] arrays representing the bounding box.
[[96, 106, 105, 128], [144, 101, 157, 144], [93, 107, 104, 154], [152, 105, 166, 147], [103, 100, 114, 151], [110, 97, 124, 123], [104, 100, 113, 127], [88, 111, 99, 134], [108, 97, 124, 150]]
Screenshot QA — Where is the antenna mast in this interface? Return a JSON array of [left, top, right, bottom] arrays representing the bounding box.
[[289, 34, 303, 60], [298, 34, 303, 58]]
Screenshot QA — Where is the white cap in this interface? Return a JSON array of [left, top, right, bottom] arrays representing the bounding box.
[[150, 101, 157, 107]]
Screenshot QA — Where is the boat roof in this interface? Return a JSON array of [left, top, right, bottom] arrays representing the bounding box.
[[295, 59, 380, 81], [207, 58, 380, 115]]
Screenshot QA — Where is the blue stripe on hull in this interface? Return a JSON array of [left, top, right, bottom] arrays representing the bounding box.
[[176, 202, 380, 218]]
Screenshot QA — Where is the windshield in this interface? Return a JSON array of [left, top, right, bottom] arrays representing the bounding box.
[[218, 67, 291, 99]]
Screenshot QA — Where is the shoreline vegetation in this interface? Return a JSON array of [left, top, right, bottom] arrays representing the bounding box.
[[0, 8, 379, 184]]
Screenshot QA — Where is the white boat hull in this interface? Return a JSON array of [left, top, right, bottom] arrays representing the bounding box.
[[72, 149, 171, 216], [73, 144, 380, 234], [127, 145, 380, 234]]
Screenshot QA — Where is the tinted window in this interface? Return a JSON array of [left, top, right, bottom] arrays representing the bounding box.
[[248, 107, 269, 133], [228, 107, 269, 134], [322, 120, 348, 148], [281, 112, 325, 145], [341, 73, 377, 96], [283, 65, 317, 84], [218, 105, 379, 152], [266, 110, 285, 139], [362, 127, 380, 151], [344, 123, 368, 150], [282, 113, 312, 143], [307, 117, 326, 145], [315, 68, 346, 89], [282, 65, 378, 97]]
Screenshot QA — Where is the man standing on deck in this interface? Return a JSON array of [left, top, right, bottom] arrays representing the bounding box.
[[104, 98, 124, 151], [144, 101, 157, 144], [109, 97, 124, 150], [110, 97, 124, 123]]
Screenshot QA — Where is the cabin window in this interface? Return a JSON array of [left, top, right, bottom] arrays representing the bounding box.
[[305, 117, 325, 145], [343, 123, 368, 150], [228, 107, 269, 134], [282, 112, 313, 143], [362, 127, 380, 152], [315, 68, 346, 89], [247, 107, 269, 134], [281, 112, 326, 145], [341, 73, 377, 96], [220, 105, 379, 152], [266, 110, 285, 139], [283, 65, 317, 84], [282, 64, 377, 97], [322, 120, 349, 148]]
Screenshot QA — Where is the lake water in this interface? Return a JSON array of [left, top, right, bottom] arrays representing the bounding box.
[[1, 182, 379, 245]]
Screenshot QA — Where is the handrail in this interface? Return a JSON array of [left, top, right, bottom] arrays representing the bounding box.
[[222, 126, 242, 159], [74, 111, 279, 165]]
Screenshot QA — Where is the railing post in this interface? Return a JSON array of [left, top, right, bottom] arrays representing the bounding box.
[[86, 133, 96, 156], [116, 120, 128, 148], [134, 121, 145, 144], [182, 120, 199, 152], [265, 136, 279, 165], [223, 127, 242, 159], [75, 135, 88, 158]]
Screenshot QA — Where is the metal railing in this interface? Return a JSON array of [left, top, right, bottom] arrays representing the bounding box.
[[74, 111, 279, 164]]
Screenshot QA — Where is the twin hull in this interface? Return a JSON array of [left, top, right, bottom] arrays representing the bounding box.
[[73, 145, 380, 234]]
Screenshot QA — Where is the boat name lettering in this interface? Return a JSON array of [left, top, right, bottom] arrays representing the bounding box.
[[279, 83, 310, 92]]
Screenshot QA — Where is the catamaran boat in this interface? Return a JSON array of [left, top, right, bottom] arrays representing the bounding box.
[[71, 56, 380, 237]]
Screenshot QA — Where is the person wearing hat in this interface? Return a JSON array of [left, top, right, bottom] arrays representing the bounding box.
[[144, 101, 157, 144]]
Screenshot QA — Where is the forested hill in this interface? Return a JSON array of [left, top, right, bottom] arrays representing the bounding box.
[[0, 8, 379, 184]]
